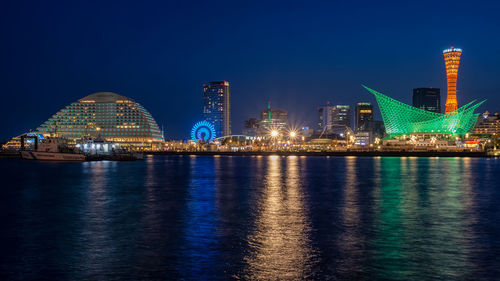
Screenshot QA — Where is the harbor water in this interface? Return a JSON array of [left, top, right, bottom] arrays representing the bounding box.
[[1, 155, 499, 280]]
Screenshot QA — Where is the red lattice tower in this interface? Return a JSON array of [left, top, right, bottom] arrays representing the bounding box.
[[443, 47, 462, 114]]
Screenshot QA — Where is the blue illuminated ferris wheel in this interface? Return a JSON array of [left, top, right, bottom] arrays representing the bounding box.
[[191, 121, 216, 143]]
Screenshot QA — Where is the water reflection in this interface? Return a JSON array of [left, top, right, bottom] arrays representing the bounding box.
[[1, 156, 498, 280], [242, 156, 317, 280], [337, 156, 365, 277], [183, 156, 219, 279], [370, 157, 479, 280], [78, 161, 114, 278]]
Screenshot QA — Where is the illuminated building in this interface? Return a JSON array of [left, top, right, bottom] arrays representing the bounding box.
[[332, 105, 351, 128], [243, 118, 260, 137], [23, 92, 163, 149], [318, 102, 333, 130], [354, 131, 371, 146], [473, 111, 500, 135], [413, 88, 441, 113], [356, 120, 385, 145], [259, 103, 288, 133], [354, 102, 373, 131], [443, 47, 462, 114], [318, 103, 351, 131], [364, 86, 482, 135], [203, 81, 231, 137]]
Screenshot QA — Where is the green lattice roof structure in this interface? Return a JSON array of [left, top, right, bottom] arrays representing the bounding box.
[[363, 86, 484, 135]]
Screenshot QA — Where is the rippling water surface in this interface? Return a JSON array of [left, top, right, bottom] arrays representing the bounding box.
[[1, 156, 499, 280]]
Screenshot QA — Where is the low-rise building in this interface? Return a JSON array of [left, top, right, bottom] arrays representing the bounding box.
[[473, 111, 500, 135]]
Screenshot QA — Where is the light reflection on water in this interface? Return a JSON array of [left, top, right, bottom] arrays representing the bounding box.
[[369, 157, 480, 280], [241, 156, 316, 279], [1, 156, 499, 280]]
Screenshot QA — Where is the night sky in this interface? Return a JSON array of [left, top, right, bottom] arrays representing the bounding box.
[[1, 0, 500, 140]]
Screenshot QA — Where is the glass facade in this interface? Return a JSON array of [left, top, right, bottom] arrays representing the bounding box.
[[35, 92, 163, 145], [332, 105, 351, 128], [354, 102, 374, 132], [413, 88, 441, 113], [259, 108, 288, 132], [317, 104, 333, 130], [203, 81, 231, 137]]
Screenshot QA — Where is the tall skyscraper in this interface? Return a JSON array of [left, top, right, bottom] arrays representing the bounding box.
[[354, 102, 373, 131], [318, 102, 333, 130], [412, 88, 441, 113], [332, 105, 351, 128], [443, 47, 462, 114], [203, 81, 231, 137]]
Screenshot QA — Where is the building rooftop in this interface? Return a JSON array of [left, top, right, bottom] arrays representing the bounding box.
[[443, 47, 462, 54], [78, 92, 134, 103]]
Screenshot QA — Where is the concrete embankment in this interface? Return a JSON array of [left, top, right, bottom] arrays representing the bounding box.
[[148, 151, 490, 157]]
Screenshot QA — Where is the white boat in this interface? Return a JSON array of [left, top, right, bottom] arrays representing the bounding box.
[[76, 137, 143, 160], [21, 137, 85, 161]]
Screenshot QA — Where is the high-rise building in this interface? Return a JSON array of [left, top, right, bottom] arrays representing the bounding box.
[[242, 118, 260, 137], [203, 81, 231, 137], [443, 47, 462, 114], [2, 92, 164, 150], [332, 105, 351, 128], [413, 88, 441, 113], [354, 102, 373, 131], [259, 103, 288, 133], [317, 102, 333, 130]]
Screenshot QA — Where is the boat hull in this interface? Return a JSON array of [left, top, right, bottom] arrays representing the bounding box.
[[21, 151, 85, 161]]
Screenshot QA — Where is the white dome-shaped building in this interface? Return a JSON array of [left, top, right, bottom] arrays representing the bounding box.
[[34, 92, 163, 148]]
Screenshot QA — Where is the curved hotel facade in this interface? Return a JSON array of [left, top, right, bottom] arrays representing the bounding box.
[[10, 92, 163, 149]]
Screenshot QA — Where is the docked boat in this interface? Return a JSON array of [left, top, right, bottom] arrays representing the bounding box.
[[20, 136, 85, 161], [77, 137, 144, 161]]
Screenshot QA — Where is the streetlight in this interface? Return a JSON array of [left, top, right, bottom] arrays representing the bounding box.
[[270, 130, 279, 137], [289, 131, 296, 138]]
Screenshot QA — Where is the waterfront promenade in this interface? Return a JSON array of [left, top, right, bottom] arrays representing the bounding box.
[[149, 150, 490, 157], [1, 149, 492, 159]]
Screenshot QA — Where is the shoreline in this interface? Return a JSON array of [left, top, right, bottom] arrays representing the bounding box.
[[148, 151, 491, 157], [1, 150, 494, 159]]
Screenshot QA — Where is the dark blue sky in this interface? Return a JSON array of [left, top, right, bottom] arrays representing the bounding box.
[[1, 0, 499, 140]]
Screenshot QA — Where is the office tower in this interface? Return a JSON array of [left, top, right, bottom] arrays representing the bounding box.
[[354, 102, 373, 131], [243, 118, 260, 137], [203, 81, 231, 137], [413, 88, 441, 113], [332, 105, 351, 128], [443, 47, 462, 114], [259, 103, 288, 133], [318, 102, 333, 130]]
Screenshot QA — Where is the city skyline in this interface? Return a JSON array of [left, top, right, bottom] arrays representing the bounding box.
[[1, 1, 500, 140], [2, 3, 500, 280]]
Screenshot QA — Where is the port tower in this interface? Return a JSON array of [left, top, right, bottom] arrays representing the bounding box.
[[443, 47, 462, 114]]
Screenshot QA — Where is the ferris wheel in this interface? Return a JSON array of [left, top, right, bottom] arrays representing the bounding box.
[[191, 121, 216, 142]]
